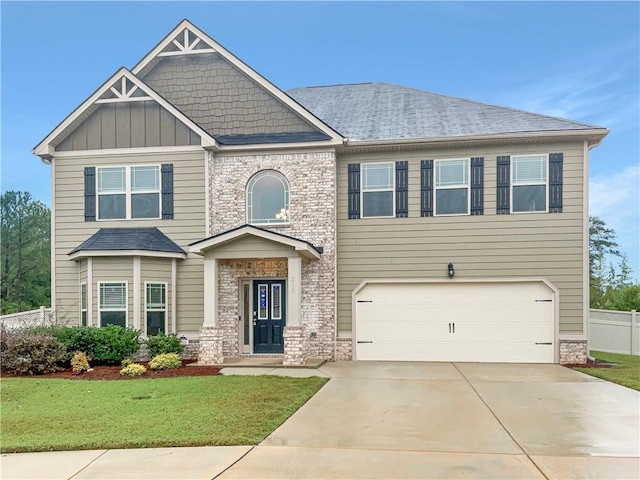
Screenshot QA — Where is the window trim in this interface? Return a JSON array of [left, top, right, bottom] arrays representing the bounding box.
[[360, 162, 396, 219], [98, 281, 128, 327], [510, 154, 549, 214], [96, 164, 161, 221], [144, 281, 168, 337], [434, 158, 471, 217], [246, 170, 290, 226], [80, 282, 87, 327]]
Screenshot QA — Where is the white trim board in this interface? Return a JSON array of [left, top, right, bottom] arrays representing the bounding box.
[[69, 249, 186, 260]]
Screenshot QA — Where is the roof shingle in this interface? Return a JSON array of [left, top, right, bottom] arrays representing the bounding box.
[[288, 82, 604, 141], [69, 228, 185, 255]]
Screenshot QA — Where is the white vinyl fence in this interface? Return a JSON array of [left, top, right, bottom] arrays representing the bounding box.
[[589, 309, 639, 355], [0, 307, 54, 331]]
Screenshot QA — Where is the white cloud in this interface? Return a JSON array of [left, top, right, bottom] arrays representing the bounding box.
[[590, 165, 640, 275]]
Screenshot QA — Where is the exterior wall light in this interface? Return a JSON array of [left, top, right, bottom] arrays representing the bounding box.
[[447, 263, 455, 279]]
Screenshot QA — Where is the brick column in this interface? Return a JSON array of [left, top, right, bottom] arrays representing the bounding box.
[[199, 326, 224, 364], [283, 326, 307, 366]]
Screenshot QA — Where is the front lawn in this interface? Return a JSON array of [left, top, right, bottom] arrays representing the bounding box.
[[0, 375, 327, 453], [573, 350, 640, 391]]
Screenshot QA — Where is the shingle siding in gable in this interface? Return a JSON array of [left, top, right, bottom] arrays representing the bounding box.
[[141, 53, 319, 137]]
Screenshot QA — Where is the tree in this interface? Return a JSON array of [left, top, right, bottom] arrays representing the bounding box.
[[589, 216, 638, 310], [0, 191, 51, 314]]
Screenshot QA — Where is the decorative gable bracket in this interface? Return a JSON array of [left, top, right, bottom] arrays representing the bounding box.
[[158, 27, 216, 57], [95, 76, 152, 104]]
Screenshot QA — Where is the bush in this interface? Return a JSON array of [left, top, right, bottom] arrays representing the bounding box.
[[146, 333, 183, 358], [120, 363, 146, 376], [121, 358, 132, 367], [53, 325, 140, 365], [149, 353, 182, 370], [0, 327, 67, 375], [71, 352, 90, 374]]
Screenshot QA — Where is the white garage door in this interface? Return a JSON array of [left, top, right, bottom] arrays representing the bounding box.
[[355, 281, 555, 363]]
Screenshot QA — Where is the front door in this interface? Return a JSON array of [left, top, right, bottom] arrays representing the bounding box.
[[253, 280, 286, 353]]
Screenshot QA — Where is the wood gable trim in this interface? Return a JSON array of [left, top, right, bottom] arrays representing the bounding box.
[[33, 67, 219, 158], [131, 19, 343, 143]]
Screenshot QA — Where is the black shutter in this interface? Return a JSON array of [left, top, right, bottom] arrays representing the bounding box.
[[161, 164, 174, 220], [348, 163, 360, 219], [420, 160, 434, 217], [395, 161, 408, 218], [84, 167, 96, 222], [470, 157, 484, 215], [549, 153, 563, 213], [496, 156, 511, 214]]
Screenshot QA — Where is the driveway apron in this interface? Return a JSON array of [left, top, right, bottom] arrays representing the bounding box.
[[220, 361, 640, 479]]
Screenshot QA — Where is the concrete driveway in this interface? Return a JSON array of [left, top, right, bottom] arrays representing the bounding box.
[[2, 362, 639, 479], [220, 362, 640, 479]]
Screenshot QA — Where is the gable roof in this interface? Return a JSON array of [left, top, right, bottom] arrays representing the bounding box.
[[189, 224, 322, 259], [69, 227, 186, 260], [33, 68, 219, 159], [132, 19, 342, 143], [288, 82, 608, 142]]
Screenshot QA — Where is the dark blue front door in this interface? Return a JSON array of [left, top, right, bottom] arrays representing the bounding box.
[[253, 280, 286, 354]]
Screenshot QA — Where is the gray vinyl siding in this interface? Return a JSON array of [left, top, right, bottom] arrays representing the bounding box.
[[141, 53, 318, 137], [337, 141, 586, 335], [55, 102, 200, 151], [141, 258, 173, 335], [92, 257, 134, 328], [53, 150, 205, 334], [210, 236, 296, 259]]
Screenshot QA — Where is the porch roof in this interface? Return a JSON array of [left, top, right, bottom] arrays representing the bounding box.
[[189, 224, 323, 260]]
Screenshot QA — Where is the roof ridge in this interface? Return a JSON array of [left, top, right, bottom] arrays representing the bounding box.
[[288, 82, 375, 91]]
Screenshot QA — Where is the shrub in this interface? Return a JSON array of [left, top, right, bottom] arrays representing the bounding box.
[[121, 358, 132, 367], [0, 327, 67, 375], [146, 333, 183, 358], [53, 325, 140, 365], [149, 353, 182, 370], [120, 363, 146, 376], [71, 352, 90, 374]]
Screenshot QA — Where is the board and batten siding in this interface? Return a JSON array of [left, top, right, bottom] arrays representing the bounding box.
[[337, 141, 586, 335], [53, 149, 205, 334], [55, 102, 200, 151]]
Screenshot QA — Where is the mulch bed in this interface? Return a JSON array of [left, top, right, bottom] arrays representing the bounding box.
[[2, 360, 221, 380], [564, 357, 616, 369]]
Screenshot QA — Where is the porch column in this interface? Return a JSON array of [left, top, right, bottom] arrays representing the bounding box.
[[200, 254, 223, 364], [203, 256, 219, 327], [287, 256, 302, 327]]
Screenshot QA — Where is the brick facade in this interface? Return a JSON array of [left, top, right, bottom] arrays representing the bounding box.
[[205, 151, 337, 363], [559, 338, 588, 364]]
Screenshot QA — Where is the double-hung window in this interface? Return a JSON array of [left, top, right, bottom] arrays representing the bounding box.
[[435, 159, 469, 215], [145, 282, 167, 336], [80, 283, 87, 326], [97, 165, 160, 220], [99, 282, 127, 328], [361, 162, 394, 217], [512, 155, 547, 213]]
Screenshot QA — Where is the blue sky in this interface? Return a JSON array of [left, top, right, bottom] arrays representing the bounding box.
[[2, 1, 639, 276]]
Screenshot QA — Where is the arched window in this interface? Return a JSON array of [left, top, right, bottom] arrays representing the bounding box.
[[246, 170, 290, 224]]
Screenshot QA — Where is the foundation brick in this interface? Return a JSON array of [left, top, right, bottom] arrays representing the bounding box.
[[335, 337, 353, 361], [559, 339, 588, 364]]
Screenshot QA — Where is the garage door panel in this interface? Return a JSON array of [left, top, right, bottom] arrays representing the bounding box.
[[355, 281, 555, 363]]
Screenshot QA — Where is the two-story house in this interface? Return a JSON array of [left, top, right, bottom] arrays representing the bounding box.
[[33, 20, 608, 366]]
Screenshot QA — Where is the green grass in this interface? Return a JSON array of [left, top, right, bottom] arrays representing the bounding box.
[[0, 375, 327, 453], [573, 350, 640, 391]]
